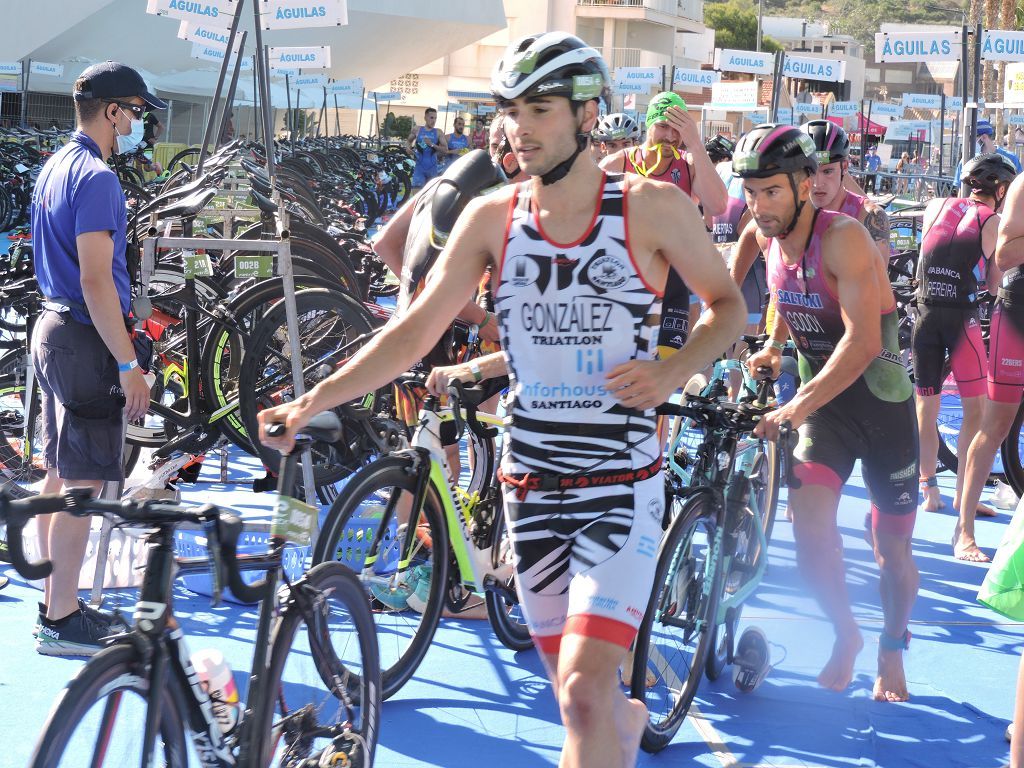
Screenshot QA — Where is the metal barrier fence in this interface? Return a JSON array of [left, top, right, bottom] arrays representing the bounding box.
[[0, 91, 75, 130], [849, 169, 957, 200]]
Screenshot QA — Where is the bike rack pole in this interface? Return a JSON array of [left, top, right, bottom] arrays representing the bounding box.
[[197, 0, 244, 175], [216, 31, 247, 151], [251, 0, 275, 180]]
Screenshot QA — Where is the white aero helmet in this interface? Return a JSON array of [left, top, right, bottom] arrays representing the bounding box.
[[491, 32, 611, 108], [596, 113, 641, 142]]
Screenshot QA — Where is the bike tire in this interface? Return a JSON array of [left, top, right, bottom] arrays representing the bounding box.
[[311, 454, 450, 699], [484, 495, 533, 652], [631, 492, 723, 753], [1001, 400, 1024, 496], [29, 644, 188, 768], [706, 438, 779, 681], [252, 561, 381, 768], [238, 288, 379, 489]]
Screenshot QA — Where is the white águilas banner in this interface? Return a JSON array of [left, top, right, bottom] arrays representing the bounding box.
[[268, 46, 331, 69], [0, 62, 21, 76], [782, 55, 845, 83], [261, 0, 347, 30], [328, 77, 362, 95], [30, 61, 64, 78], [714, 48, 773, 76], [874, 31, 960, 62], [982, 29, 1024, 61], [191, 42, 253, 69], [828, 101, 858, 117], [178, 20, 232, 48], [673, 67, 719, 91], [147, 0, 237, 24]]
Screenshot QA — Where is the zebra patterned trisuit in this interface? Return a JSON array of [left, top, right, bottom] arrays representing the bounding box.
[[494, 173, 665, 654]]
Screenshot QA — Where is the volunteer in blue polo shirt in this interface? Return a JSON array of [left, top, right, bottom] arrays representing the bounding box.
[[954, 119, 1022, 188], [30, 61, 163, 657]]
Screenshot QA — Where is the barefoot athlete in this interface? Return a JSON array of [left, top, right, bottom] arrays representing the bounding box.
[[956, 161, 1024, 563], [911, 153, 1012, 556], [259, 32, 744, 767], [737, 124, 920, 702]]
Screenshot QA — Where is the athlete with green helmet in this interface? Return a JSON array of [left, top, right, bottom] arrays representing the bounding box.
[[600, 90, 728, 217]]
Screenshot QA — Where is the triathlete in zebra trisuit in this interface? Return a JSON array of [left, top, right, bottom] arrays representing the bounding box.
[[259, 33, 745, 768], [736, 124, 919, 703]]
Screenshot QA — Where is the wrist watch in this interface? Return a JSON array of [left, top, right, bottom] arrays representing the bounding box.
[[468, 360, 483, 383], [766, 340, 786, 352], [118, 358, 140, 373]]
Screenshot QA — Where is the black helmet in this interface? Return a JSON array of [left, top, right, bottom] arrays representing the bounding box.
[[963, 152, 1017, 187], [491, 33, 610, 108], [732, 123, 818, 179], [734, 124, 817, 239], [801, 119, 850, 165], [705, 134, 735, 164]]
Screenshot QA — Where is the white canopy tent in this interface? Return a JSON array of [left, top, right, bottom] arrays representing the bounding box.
[[0, 0, 505, 120]]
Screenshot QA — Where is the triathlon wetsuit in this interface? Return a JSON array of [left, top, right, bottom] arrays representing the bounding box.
[[624, 145, 692, 358], [495, 174, 664, 653], [713, 173, 768, 323], [911, 198, 993, 398], [990, 264, 1024, 402], [412, 126, 441, 187], [767, 209, 918, 535]]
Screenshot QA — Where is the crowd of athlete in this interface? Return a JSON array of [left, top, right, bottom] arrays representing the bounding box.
[[257, 30, 1023, 767]]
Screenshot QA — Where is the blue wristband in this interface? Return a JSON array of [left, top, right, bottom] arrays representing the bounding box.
[[118, 359, 139, 374]]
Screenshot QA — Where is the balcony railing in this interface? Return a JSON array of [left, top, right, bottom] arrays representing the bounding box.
[[577, 0, 700, 18], [600, 47, 643, 69]]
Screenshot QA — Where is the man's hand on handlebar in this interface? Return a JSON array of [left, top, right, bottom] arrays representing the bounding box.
[[746, 347, 781, 380], [426, 363, 476, 396], [257, 396, 315, 455]]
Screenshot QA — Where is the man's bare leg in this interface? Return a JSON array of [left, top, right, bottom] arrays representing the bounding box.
[[45, 478, 103, 620], [914, 394, 944, 511], [554, 635, 648, 768], [790, 483, 864, 691], [955, 400, 1018, 561], [36, 468, 64, 610], [951, 395, 992, 516], [871, 527, 918, 702]]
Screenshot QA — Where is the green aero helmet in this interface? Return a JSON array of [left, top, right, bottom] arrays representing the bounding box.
[[646, 91, 687, 126]]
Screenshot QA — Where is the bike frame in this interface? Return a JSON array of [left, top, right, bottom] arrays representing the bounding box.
[[363, 402, 506, 595]]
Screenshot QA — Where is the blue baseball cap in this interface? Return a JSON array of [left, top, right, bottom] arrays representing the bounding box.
[[74, 61, 166, 110]]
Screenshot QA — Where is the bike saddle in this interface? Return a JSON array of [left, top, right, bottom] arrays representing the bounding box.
[[156, 187, 218, 221], [248, 171, 273, 197], [297, 411, 342, 444], [138, 169, 227, 217], [249, 187, 278, 214]]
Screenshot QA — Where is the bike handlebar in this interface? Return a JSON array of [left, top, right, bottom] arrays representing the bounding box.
[[0, 490, 269, 603]]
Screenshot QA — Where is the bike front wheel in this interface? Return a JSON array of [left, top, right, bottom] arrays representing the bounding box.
[[30, 644, 188, 768], [312, 454, 450, 699], [631, 493, 723, 753], [253, 561, 381, 768]]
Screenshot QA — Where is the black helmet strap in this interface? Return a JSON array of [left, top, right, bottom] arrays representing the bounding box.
[[540, 105, 590, 186]]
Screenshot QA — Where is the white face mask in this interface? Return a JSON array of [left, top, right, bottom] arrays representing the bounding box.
[[114, 110, 145, 154]]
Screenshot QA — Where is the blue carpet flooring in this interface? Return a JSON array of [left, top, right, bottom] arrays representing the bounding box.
[[0, 455, 1018, 767]]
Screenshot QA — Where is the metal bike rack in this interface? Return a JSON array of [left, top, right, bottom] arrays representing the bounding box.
[[138, 201, 320, 512]]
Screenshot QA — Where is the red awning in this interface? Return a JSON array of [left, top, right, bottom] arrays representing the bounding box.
[[857, 112, 887, 136]]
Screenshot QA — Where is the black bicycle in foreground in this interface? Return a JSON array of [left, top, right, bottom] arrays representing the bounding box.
[[4, 411, 380, 768]]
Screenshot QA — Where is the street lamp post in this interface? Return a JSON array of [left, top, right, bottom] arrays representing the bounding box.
[[756, 0, 763, 52]]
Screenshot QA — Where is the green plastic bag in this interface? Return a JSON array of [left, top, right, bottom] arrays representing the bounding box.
[[978, 496, 1024, 620]]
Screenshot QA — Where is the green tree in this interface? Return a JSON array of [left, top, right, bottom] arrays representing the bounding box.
[[381, 112, 412, 139], [705, 0, 784, 53]]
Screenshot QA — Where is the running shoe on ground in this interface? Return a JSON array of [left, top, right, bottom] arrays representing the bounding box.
[[368, 567, 425, 612], [35, 599, 130, 638], [36, 607, 119, 656]]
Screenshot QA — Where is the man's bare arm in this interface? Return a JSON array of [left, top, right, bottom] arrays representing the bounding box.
[[983, 213, 1003, 290], [997, 175, 1024, 272], [728, 217, 761, 285], [598, 150, 626, 173], [860, 202, 891, 263], [687, 147, 728, 216]]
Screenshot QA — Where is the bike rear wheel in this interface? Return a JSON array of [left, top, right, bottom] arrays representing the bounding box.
[[254, 561, 381, 768], [30, 644, 188, 768], [484, 498, 533, 651], [311, 455, 449, 699], [631, 493, 723, 753]]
